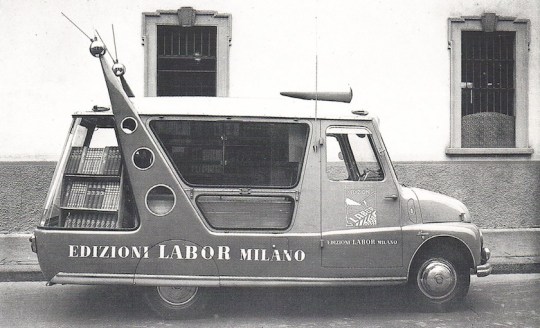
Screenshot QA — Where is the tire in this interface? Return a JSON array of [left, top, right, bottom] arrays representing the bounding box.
[[409, 251, 470, 311], [143, 286, 207, 319]]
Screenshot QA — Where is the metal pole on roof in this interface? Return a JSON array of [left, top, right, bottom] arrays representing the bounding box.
[[314, 15, 318, 122]]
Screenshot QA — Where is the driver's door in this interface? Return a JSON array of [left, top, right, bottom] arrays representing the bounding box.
[[321, 124, 402, 273]]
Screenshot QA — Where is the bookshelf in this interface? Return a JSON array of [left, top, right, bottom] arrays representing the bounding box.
[[60, 146, 124, 229]]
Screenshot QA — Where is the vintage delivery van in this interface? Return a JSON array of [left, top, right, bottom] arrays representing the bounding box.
[[31, 39, 491, 318]]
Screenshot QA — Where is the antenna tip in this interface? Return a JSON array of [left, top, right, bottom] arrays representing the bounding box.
[[89, 39, 106, 57]]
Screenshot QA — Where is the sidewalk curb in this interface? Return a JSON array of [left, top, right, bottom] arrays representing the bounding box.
[[0, 265, 44, 282]]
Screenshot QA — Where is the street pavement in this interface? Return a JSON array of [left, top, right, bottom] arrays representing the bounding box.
[[0, 274, 538, 327], [0, 228, 539, 282]]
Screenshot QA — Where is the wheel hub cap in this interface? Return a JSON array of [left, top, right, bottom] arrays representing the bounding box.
[[157, 286, 198, 306], [417, 259, 457, 300]]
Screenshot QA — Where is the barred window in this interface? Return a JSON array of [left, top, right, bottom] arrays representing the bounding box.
[[461, 31, 515, 148], [143, 8, 231, 97], [157, 25, 217, 96], [447, 14, 532, 155]]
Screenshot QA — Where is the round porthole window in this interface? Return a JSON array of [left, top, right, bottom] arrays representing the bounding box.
[[133, 148, 154, 170], [146, 185, 175, 216], [121, 117, 137, 134]]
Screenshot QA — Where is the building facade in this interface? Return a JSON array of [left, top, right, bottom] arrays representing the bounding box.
[[0, 0, 538, 232]]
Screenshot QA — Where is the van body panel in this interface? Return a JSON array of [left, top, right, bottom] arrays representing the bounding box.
[[33, 56, 489, 287]]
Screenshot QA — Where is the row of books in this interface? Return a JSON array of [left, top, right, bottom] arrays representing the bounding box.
[[63, 181, 121, 210], [63, 212, 120, 229], [65, 146, 122, 175], [155, 121, 244, 138], [154, 121, 192, 136]]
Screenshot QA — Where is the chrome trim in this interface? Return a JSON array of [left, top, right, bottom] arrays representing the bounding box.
[[29, 234, 37, 253], [482, 247, 491, 263], [217, 275, 407, 287], [476, 263, 492, 277], [50, 273, 134, 285], [157, 286, 198, 306], [51, 272, 408, 287], [417, 259, 457, 300]]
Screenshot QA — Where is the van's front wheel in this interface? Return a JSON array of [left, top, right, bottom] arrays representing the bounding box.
[[411, 253, 470, 311], [143, 286, 206, 319]]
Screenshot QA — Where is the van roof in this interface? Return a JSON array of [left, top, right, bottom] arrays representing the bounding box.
[[76, 97, 373, 121]]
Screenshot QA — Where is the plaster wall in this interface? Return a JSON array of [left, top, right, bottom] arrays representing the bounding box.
[[0, 0, 538, 162], [1, 161, 538, 233], [1, 1, 538, 233]]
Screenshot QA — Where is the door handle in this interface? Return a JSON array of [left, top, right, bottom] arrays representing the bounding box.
[[384, 194, 398, 200]]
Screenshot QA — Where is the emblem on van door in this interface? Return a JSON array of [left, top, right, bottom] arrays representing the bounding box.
[[345, 189, 377, 227]]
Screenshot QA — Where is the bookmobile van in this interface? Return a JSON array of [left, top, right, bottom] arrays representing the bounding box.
[[31, 39, 491, 318]]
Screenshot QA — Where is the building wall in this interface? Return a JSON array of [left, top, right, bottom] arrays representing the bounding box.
[[1, 161, 538, 233], [0, 1, 538, 232]]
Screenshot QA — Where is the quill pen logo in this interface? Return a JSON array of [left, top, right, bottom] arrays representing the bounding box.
[[345, 189, 377, 227]]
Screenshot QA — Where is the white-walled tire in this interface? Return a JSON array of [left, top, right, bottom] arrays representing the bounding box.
[[410, 252, 470, 311], [143, 286, 207, 319]]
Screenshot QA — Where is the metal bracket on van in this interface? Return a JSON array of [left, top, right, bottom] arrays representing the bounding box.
[[313, 138, 324, 152], [295, 190, 300, 201], [187, 188, 194, 199]]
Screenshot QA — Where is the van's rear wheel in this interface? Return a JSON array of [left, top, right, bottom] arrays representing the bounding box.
[[410, 252, 470, 311], [143, 286, 206, 319]]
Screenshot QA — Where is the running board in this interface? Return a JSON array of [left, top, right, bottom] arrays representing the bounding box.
[[50, 272, 407, 287]]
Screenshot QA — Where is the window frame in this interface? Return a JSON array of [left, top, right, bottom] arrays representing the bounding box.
[[195, 194, 295, 231], [447, 14, 532, 155], [149, 118, 311, 189], [142, 7, 232, 97], [325, 126, 385, 182]]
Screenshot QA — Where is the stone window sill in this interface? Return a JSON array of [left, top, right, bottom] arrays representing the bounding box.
[[446, 148, 534, 156]]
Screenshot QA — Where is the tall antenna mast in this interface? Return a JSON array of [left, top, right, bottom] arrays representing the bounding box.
[[112, 24, 119, 63], [61, 12, 93, 41], [314, 15, 319, 121]]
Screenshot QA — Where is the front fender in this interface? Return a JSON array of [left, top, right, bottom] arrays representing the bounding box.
[[403, 223, 483, 274]]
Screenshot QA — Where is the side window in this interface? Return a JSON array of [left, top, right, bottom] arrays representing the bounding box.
[[326, 135, 350, 181], [40, 117, 139, 230], [326, 127, 384, 182], [150, 120, 309, 188]]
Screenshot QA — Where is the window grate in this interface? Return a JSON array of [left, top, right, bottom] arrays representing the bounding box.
[[461, 31, 516, 148], [157, 25, 217, 96], [461, 31, 515, 117]]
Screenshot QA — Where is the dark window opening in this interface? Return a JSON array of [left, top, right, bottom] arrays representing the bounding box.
[[461, 31, 516, 148], [326, 129, 384, 182], [151, 120, 309, 188], [157, 25, 217, 96]]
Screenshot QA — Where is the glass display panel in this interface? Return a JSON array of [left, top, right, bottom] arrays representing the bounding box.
[[150, 120, 309, 188]]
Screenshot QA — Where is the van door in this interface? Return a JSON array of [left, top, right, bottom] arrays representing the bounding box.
[[321, 125, 402, 271]]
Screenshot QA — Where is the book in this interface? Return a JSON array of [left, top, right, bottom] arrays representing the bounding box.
[[80, 148, 101, 174], [108, 147, 121, 175], [65, 147, 84, 174], [76, 147, 89, 174], [62, 182, 72, 207]]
